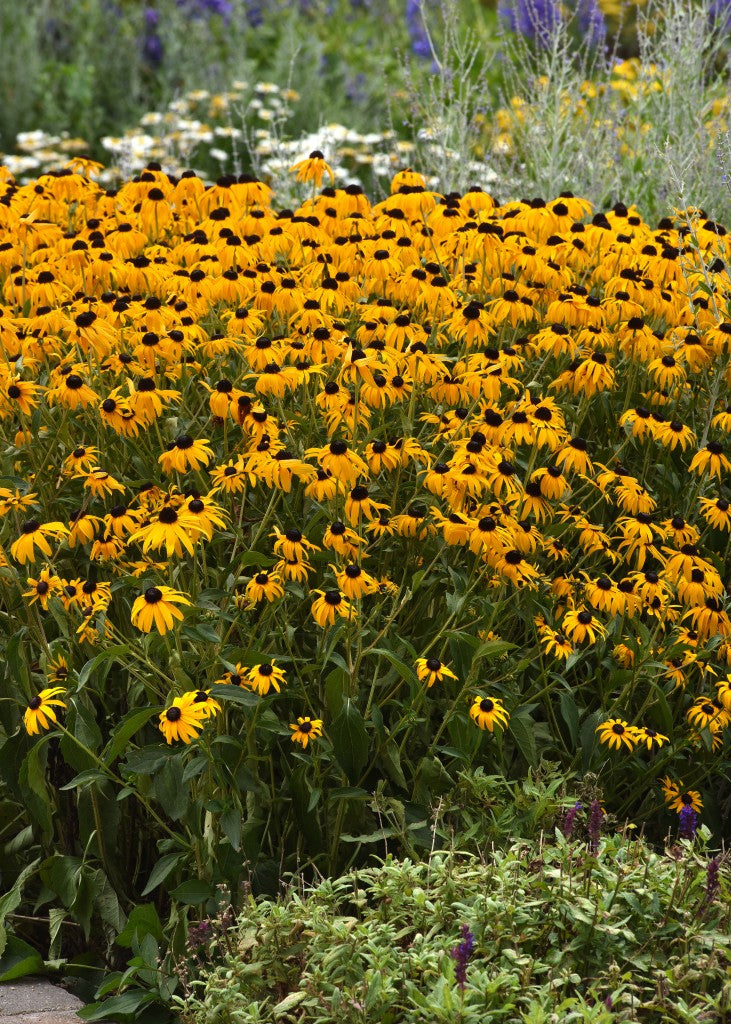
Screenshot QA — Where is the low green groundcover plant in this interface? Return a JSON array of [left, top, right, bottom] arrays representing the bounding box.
[[175, 829, 730, 1024]]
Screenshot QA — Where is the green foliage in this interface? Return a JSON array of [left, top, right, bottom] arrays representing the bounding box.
[[175, 832, 731, 1024]]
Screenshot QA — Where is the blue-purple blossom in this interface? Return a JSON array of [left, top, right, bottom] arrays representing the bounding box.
[[450, 924, 476, 991], [679, 804, 697, 840], [406, 0, 432, 60], [498, 0, 606, 48], [704, 857, 720, 904], [563, 800, 582, 839]]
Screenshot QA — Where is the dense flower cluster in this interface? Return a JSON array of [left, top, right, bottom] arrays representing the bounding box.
[[1, 158, 729, 830]]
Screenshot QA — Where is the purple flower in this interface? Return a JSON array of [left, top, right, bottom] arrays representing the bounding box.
[[588, 799, 602, 854], [450, 924, 475, 991], [176, 0, 233, 19], [498, 0, 561, 41], [499, 0, 606, 48], [563, 801, 582, 839], [679, 804, 697, 840], [704, 857, 720, 904], [406, 0, 432, 60]]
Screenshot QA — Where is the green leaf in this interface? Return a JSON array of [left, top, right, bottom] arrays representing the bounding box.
[[0, 859, 40, 958], [220, 807, 242, 851], [77, 990, 157, 1020], [209, 684, 258, 708], [115, 904, 163, 948], [371, 649, 417, 686], [153, 757, 188, 821], [510, 713, 538, 767], [559, 691, 579, 747], [0, 934, 44, 982], [169, 879, 215, 905], [380, 740, 407, 790], [59, 769, 107, 791], [141, 853, 183, 897], [103, 707, 162, 767], [19, 739, 53, 839], [78, 644, 129, 689], [324, 667, 349, 716], [329, 699, 369, 783], [580, 710, 603, 769], [238, 551, 276, 568], [472, 639, 515, 664], [122, 745, 173, 775], [273, 991, 307, 1016]]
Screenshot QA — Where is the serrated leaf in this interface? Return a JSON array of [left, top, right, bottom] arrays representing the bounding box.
[[103, 707, 162, 766], [510, 712, 538, 767], [141, 853, 183, 897], [329, 699, 369, 783]]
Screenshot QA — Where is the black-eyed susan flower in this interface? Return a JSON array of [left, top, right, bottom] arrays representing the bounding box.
[[562, 608, 606, 645], [23, 567, 62, 609], [634, 725, 669, 750], [334, 563, 380, 600], [290, 716, 323, 748], [247, 661, 286, 696], [469, 695, 509, 732], [130, 586, 191, 634], [595, 718, 638, 751], [245, 571, 284, 604], [184, 689, 222, 719], [158, 435, 214, 474], [130, 505, 197, 559], [537, 622, 574, 660], [213, 664, 248, 688], [24, 687, 67, 735], [159, 695, 206, 745], [415, 657, 458, 688], [310, 588, 355, 627], [699, 496, 731, 531], [687, 698, 729, 732], [10, 519, 69, 565], [689, 442, 731, 479], [661, 777, 703, 815], [290, 150, 334, 188], [270, 526, 320, 562]]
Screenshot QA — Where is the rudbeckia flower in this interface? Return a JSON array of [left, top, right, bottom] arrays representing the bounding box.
[[310, 588, 356, 627], [23, 687, 67, 735], [159, 695, 207, 745], [595, 718, 638, 751], [10, 520, 69, 564], [158, 435, 214, 474], [469, 695, 510, 732], [290, 716, 323, 748], [290, 150, 334, 188], [245, 571, 285, 604], [130, 586, 191, 634], [414, 657, 458, 688], [247, 661, 287, 696]]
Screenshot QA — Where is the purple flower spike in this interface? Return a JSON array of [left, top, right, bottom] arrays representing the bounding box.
[[450, 923, 475, 991]]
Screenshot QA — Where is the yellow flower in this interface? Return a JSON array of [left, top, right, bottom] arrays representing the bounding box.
[[290, 717, 323, 748], [10, 520, 68, 565], [247, 661, 287, 696], [414, 657, 458, 688], [23, 687, 67, 736], [130, 586, 191, 634], [159, 695, 207, 744], [290, 150, 334, 188], [469, 696, 510, 732], [595, 718, 638, 751]]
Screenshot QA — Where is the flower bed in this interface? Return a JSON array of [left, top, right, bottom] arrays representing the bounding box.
[[0, 158, 729, 1004]]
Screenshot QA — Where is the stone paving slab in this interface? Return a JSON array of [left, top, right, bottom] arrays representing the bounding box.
[[0, 979, 83, 1022], [2, 1015, 83, 1024]]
